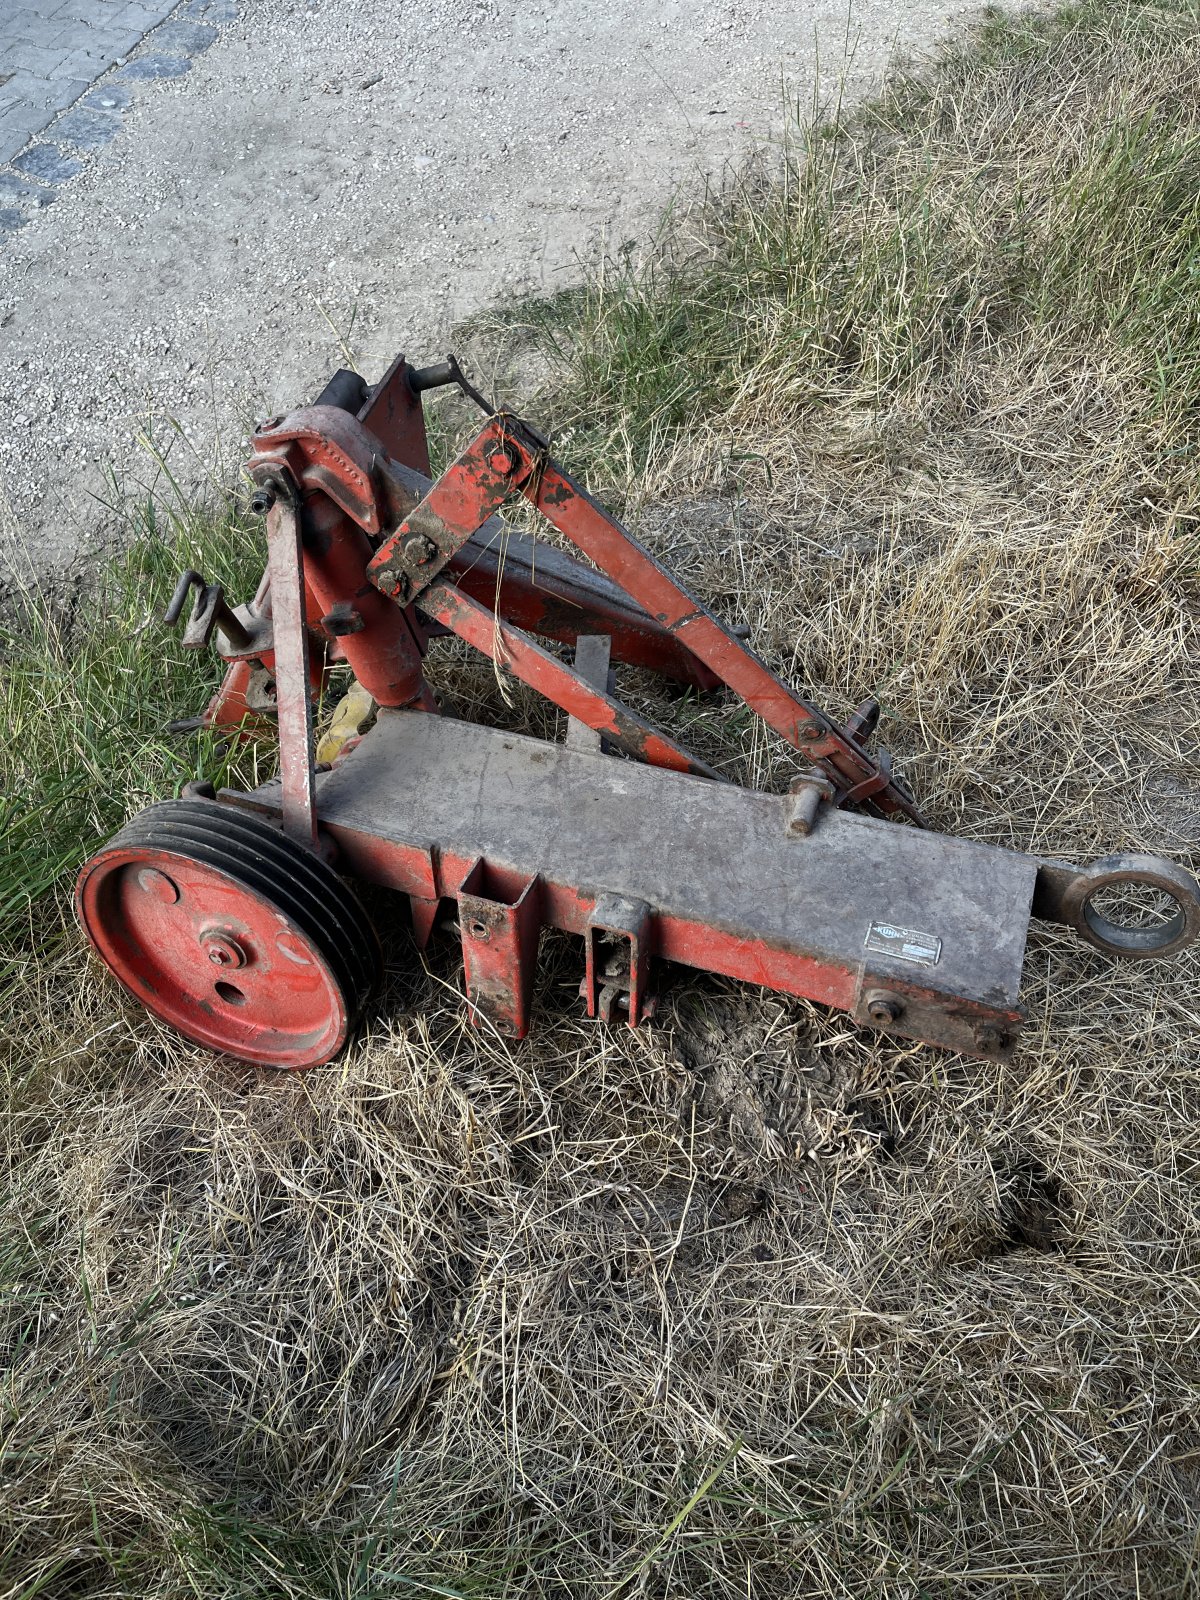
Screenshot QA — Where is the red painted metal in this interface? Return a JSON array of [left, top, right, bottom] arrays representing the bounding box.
[[521, 452, 920, 820], [457, 859, 543, 1037], [356, 352, 433, 476], [365, 414, 920, 820], [246, 456, 428, 711], [421, 580, 723, 780], [76, 843, 351, 1067], [263, 490, 318, 847], [441, 524, 721, 691], [78, 348, 1200, 1073]]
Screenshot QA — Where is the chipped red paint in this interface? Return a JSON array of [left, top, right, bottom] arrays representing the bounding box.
[[76, 842, 351, 1067], [355, 352, 433, 476]]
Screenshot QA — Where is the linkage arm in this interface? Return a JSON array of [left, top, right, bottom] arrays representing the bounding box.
[[419, 581, 723, 782], [367, 413, 921, 823]]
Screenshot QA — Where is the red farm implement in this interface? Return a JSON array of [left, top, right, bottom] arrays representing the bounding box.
[[76, 352, 1200, 1069]]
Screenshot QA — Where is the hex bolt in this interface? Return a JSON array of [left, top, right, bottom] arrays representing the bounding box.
[[200, 930, 247, 969], [785, 768, 835, 837], [249, 487, 276, 516], [488, 450, 515, 477], [403, 533, 439, 564], [865, 989, 904, 1025]]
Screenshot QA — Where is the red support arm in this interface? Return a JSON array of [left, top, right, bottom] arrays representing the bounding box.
[[420, 581, 723, 782], [367, 414, 922, 823]]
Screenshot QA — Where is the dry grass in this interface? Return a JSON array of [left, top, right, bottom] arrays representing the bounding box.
[[6, 0, 1200, 1594]]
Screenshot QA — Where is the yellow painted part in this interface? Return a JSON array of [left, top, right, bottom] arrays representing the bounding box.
[[316, 682, 377, 765]]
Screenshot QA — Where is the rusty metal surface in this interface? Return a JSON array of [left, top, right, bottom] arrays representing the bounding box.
[[446, 509, 722, 690], [565, 634, 612, 753], [263, 491, 317, 847], [356, 351, 433, 476], [370, 454, 723, 689], [296, 710, 1038, 1056], [250, 404, 385, 535], [457, 859, 543, 1037], [519, 443, 923, 824], [1034, 852, 1200, 958]]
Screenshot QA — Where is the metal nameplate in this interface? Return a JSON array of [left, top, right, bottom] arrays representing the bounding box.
[[864, 921, 942, 967]]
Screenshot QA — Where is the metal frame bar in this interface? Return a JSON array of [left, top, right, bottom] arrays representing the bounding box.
[[421, 582, 722, 781], [365, 414, 921, 821]]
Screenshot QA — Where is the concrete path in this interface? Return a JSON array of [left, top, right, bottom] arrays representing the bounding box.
[[0, 0, 975, 600]]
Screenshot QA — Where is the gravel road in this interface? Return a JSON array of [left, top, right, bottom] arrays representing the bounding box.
[[0, 0, 974, 599]]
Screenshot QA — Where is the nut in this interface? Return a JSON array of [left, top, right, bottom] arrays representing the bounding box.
[[200, 929, 247, 969], [865, 989, 903, 1025], [403, 533, 439, 565]]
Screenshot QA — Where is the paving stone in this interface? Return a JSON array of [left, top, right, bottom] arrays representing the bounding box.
[[0, 0, 232, 208], [53, 104, 119, 147], [0, 98, 47, 138], [0, 205, 27, 240], [142, 19, 217, 56], [178, 0, 237, 23], [13, 141, 83, 182], [114, 51, 192, 81], [4, 43, 71, 76], [0, 170, 54, 207], [6, 16, 72, 50], [56, 39, 144, 80], [10, 1, 68, 18], [115, 1, 179, 24], [82, 82, 133, 111]]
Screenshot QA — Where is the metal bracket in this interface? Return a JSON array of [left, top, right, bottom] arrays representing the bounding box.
[[164, 569, 256, 653], [1033, 852, 1200, 959], [565, 634, 614, 754], [584, 894, 654, 1027], [457, 860, 543, 1038]]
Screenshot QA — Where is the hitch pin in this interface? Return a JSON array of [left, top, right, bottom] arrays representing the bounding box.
[[164, 569, 254, 652]]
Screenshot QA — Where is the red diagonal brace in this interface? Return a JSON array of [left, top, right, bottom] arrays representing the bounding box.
[[367, 414, 920, 821], [421, 582, 723, 782]]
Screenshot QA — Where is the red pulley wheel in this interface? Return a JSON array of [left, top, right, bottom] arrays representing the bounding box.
[[76, 798, 380, 1069]]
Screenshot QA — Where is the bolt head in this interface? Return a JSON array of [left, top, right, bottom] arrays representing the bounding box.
[[488, 450, 515, 476], [403, 533, 438, 564], [865, 990, 903, 1025], [200, 929, 247, 970]]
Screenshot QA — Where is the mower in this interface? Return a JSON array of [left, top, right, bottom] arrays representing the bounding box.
[[75, 351, 1200, 1068]]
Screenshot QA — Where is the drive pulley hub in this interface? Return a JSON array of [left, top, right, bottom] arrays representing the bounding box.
[[75, 799, 379, 1069]]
